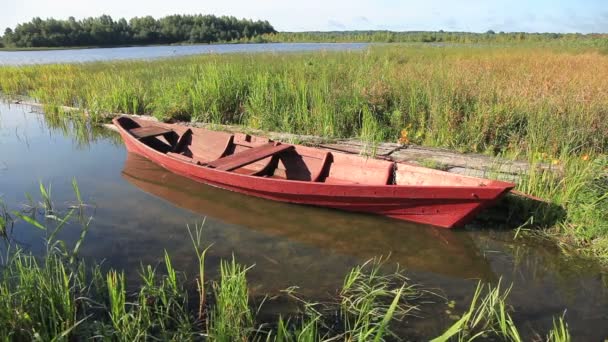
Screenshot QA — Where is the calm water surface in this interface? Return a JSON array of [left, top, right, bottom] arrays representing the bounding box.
[[1, 102, 607, 339], [0, 43, 368, 65]]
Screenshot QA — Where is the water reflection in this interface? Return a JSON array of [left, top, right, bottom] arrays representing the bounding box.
[[30, 105, 122, 148]]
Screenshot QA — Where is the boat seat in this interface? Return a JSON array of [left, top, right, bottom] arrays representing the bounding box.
[[208, 143, 294, 171], [130, 126, 178, 147], [130, 126, 173, 139], [229, 134, 275, 175]]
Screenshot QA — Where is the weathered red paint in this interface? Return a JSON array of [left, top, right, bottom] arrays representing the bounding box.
[[112, 116, 515, 228]]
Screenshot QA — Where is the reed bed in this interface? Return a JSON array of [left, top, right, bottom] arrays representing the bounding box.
[[0, 180, 573, 341], [0, 44, 606, 259], [0, 46, 606, 154]]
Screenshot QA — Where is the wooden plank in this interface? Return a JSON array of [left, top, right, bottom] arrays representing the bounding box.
[[130, 126, 173, 139], [320, 139, 560, 175], [390, 146, 553, 174], [447, 167, 520, 183], [208, 143, 294, 171], [320, 140, 401, 157]]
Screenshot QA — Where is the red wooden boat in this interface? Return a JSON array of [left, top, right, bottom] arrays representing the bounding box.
[[121, 153, 495, 279], [112, 116, 515, 228]]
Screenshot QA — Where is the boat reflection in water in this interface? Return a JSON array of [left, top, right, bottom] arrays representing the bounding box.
[[121, 153, 494, 288]]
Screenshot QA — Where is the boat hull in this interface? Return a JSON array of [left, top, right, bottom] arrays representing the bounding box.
[[114, 119, 513, 228]]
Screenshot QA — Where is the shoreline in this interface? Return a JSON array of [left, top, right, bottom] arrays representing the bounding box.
[[0, 41, 368, 52], [13, 99, 555, 182], [0, 41, 269, 52]]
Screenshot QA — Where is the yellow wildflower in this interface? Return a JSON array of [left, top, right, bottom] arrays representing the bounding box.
[[398, 128, 409, 144]]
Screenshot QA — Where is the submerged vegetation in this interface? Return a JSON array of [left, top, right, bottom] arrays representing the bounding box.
[[0, 182, 573, 340], [0, 44, 606, 261]]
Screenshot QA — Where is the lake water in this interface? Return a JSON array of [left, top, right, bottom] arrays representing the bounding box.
[[0, 43, 368, 65], [1, 102, 607, 339]]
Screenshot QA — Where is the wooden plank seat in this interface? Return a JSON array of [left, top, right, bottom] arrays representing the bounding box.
[[166, 153, 269, 177], [130, 126, 174, 139], [208, 143, 294, 171], [228, 134, 276, 175]]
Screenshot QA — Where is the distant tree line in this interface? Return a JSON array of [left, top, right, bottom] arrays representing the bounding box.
[[262, 30, 608, 47], [3, 17, 606, 49], [1, 15, 275, 48]]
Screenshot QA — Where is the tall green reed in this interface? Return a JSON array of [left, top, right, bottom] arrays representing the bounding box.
[[209, 257, 254, 341]]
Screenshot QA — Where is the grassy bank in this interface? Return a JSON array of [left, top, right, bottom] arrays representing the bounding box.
[[0, 182, 572, 341], [1, 46, 606, 154], [0, 44, 606, 261]]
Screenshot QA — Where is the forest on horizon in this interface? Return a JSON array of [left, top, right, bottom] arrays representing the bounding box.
[[1, 14, 607, 48], [0, 15, 276, 48]]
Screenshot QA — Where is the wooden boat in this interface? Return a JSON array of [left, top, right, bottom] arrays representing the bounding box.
[[112, 116, 515, 228], [121, 152, 496, 280]]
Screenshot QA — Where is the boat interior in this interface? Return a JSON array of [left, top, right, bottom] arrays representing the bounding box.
[[117, 117, 494, 187]]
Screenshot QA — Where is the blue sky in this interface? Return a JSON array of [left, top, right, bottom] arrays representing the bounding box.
[[2, 0, 607, 33]]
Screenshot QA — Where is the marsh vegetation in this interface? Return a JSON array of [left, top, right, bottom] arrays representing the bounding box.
[[0, 44, 606, 261], [262, 31, 608, 47]]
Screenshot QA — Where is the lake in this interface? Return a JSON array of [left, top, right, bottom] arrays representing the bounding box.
[[1, 102, 607, 339], [0, 43, 368, 65]]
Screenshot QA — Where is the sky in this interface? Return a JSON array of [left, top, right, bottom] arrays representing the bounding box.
[[1, 0, 607, 33]]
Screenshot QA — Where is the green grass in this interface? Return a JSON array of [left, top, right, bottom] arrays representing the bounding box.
[[0, 44, 606, 260], [0, 198, 11, 237], [209, 257, 254, 341], [337, 257, 419, 341], [1, 45, 606, 155], [431, 280, 572, 342], [431, 280, 521, 342]]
